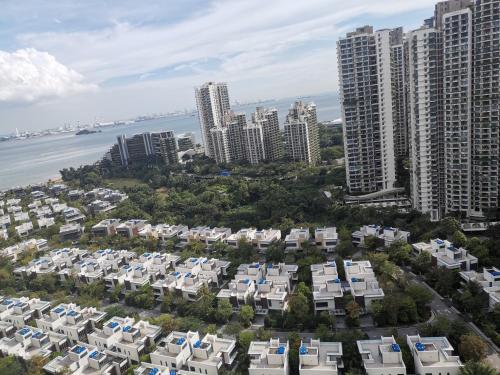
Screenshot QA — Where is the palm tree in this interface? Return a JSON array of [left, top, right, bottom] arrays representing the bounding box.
[[460, 361, 498, 375]]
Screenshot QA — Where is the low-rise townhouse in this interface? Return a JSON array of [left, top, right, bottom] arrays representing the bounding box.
[[52, 202, 68, 214], [186, 333, 238, 375], [116, 220, 148, 239], [38, 216, 55, 228], [36, 303, 106, 344], [16, 221, 33, 236], [406, 335, 463, 375], [0, 214, 11, 227], [285, 228, 311, 251], [178, 226, 232, 248], [311, 262, 344, 315], [91, 219, 121, 237], [108, 319, 162, 363], [13, 211, 30, 223], [44, 342, 130, 375], [352, 225, 410, 247], [217, 278, 256, 311], [150, 331, 199, 370], [299, 339, 343, 375], [134, 363, 174, 375], [63, 207, 87, 224], [412, 239, 478, 271], [357, 336, 406, 375], [155, 224, 189, 243], [253, 279, 289, 315], [7, 205, 23, 214], [248, 338, 289, 375], [67, 189, 84, 200], [87, 200, 116, 215], [313, 227, 338, 252], [344, 260, 384, 312], [153, 270, 209, 302], [1, 238, 48, 262], [0, 326, 52, 360], [33, 205, 53, 218], [459, 267, 500, 310], [60, 223, 84, 241], [0, 297, 50, 328], [227, 228, 282, 252], [27, 200, 42, 210]]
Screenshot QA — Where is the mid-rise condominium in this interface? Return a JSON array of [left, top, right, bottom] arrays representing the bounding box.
[[284, 101, 320, 164], [108, 131, 178, 167]]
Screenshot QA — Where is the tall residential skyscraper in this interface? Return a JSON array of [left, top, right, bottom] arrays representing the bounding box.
[[407, 26, 444, 221], [195, 82, 230, 158], [338, 26, 407, 194], [244, 123, 266, 165], [471, 0, 500, 218], [442, 4, 473, 216], [252, 107, 283, 161], [226, 111, 248, 163], [284, 101, 320, 165]]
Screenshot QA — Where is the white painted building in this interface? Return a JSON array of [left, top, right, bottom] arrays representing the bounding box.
[[311, 262, 344, 315], [357, 336, 406, 375], [407, 335, 463, 375], [299, 339, 343, 375], [248, 339, 289, 375], [344, 260, 384, 311]]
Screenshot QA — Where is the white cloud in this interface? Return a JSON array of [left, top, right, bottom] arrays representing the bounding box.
[[0, 48, 96, 102]]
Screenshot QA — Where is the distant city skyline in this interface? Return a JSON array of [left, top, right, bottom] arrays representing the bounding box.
[[0, 0, 438, 133]]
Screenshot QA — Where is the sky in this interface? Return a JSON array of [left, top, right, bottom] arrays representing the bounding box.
[[0, 0, 438, 133]]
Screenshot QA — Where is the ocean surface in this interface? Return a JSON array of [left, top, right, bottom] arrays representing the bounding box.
[[0, 92, 340, 190]]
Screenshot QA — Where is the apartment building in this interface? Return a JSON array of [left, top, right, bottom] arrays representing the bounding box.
[[471, 0, 500, 218], [337, 26, 403, 194], [244, 122, 266, 164], [412, 239, 478, 271], [442, 5, 474, 216], [311, 262, 344, 315], [351, 225, 410, 247], [284, 101, 320, 165], [195, 82, 231, 159], [459, 267, 500, 310], [0, 297, 50, 328], [177, 133, 195, 151], [226, 111, 248, 163], [284, 228, 311, 251], [92, 219, 121, 237], [36, 303, 106, 344], [109, 131, 178, 167], [248, 339, 289, 375], [344, 260, 384, 311], [357, 336, 406, 375], [406, 335, 462, 375], [314, 227, 338, 252], [252, 107, 283, 161], [299, 339, 343, 375]]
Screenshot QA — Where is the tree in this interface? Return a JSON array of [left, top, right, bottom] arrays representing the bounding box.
[[288, 293, 310, 328], [441, 217, 461, 237], [345, 299, 361, 327], [149, 314, 179, 334], [387, 241, 412, 265], [364, 235, 382, 251], [452, 231, 467, 248], [405, 283, 433, 318], [266, 242, 285, 263], [458, 334, 488, 362], [412, 252, 432, 275], [215, 299, 234, 323], [460, 361, 498, 375], [0, 356, 24, 375], [239, 305, 254, 327]]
